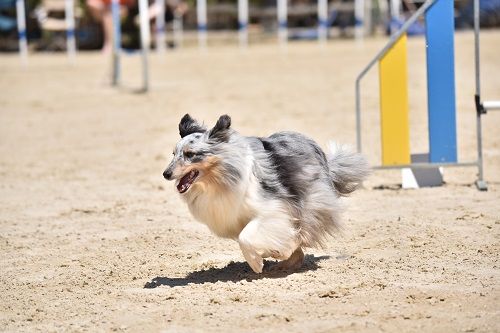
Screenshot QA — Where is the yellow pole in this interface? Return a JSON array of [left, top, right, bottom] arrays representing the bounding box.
[[379, 34, 411, 165]]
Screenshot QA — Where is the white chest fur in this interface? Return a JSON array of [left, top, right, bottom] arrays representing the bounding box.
[[184, 184, 255, 239]]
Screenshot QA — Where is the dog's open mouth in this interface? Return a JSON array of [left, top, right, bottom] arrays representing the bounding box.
[[177, 170, 199, 194]]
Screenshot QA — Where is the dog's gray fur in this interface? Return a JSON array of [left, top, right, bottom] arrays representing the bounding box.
[[164, 114, 369, 273]]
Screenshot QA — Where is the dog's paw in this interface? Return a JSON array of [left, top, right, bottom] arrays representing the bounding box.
[[247, 257, 264, 274], [239, 241, 264, 274]]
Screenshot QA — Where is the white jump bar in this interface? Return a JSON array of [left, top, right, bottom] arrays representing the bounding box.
[[483, 100, 500, 111]]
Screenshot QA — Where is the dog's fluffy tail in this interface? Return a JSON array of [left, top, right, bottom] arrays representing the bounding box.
[[326, 143, 370, 196]]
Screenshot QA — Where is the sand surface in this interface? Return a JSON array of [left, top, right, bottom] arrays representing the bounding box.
[[1, 31, 499, 332]]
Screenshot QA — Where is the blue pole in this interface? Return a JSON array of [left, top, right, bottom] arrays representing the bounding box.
[[425, 0, 457, 163]]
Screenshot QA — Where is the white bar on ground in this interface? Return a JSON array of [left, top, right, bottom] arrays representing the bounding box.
[[155, 0, 166, 54], [483, 100, 500, 110], [277, 0, 287, 44], [65, 0, 77, 60], [238, 0, 249, 47], [354, 0, 364, 41], [138, 0, 150, 91], [402, 167, 443, 189], [15, 0, 28, 62], [402, 154, 443, 189], [317, 0, 328, 43], [197, 0, 207, 49]]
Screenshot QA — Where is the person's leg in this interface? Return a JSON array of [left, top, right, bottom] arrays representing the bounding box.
[[86, 0, 112, 52], [87, 0, 105, 21], [101, 6, 113, 53]]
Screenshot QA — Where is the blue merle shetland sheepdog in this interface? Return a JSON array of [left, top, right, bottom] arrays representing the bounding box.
[[163, 114, 369, 273]]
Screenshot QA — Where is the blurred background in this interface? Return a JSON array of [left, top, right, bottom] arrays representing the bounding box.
[[1, 1, 500, 331], [1, 0, 500, 52]]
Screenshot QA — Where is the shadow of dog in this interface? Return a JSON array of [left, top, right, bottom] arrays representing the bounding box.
[[144, 255, 330, 288]]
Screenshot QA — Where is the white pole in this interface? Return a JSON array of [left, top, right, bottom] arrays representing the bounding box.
[[483, 101, 500, 111], [317, 0, 328, 43], [390, 0, 401, 34], [15, 0, 28, 63], [197, 0, 207, 49], [138, 0, 150, 91], [155, 0, 166, 54], [277, 0, 287, 45], [354, 0, 364, 41], [65, 0, 77, 61], [238, 0, 249, 48], [173, 13, 183, 48], [111, 0, 121, 86]]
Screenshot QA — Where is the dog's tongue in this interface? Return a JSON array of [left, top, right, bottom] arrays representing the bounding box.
[[177, 170, 198, 193]]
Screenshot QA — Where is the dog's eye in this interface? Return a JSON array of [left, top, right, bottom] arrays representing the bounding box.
[[184, 151, 195, 159]]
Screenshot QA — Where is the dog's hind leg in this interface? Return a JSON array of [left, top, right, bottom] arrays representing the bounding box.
[[270, 247, 304, 271], [238, 217, 300, 274]]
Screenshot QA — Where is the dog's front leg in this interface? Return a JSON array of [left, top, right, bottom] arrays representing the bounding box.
[[238, 219, 265, 273], [238, 237, 264, 274], [238, 217, 300, 274]]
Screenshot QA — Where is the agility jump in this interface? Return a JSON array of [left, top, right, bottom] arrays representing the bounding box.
[[355, 0, 500, 190], [15, 0, 370, 62], [111, 0, 150, 92], [15, 0, 77, 62], [197, 0, 351, 48]]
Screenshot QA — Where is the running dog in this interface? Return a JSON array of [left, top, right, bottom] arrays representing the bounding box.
[[163, 114, 369, 273]]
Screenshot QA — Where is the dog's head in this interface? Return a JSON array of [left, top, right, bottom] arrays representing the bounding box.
[[163, 114, 234, 194]]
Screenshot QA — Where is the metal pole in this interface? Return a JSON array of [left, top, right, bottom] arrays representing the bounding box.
[[354, 0, 436, 154], [317, 0, 328, 43], [474, 0, 480, 98], [390, 0, 401, 34], [364, 0, 372, 36], [238, 0, 249, 48], [197, 0, 207, 49], [111, 0, 121, 86], [358, 0, 435, 80], [355, 78, 362, 153], [277, 0, 287, 45], [375, 161, 479, 170], [473, 0, 487, 190], [155, 0, 166, 54], [138, 0, 150, 92], [65, 0, 77, 61], [173, 12, 183, 48], [354, 0, 364, 41], [15, 0, 28, 64]]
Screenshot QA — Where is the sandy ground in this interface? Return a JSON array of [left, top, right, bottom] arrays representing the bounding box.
[[1, 31, 499, 332]]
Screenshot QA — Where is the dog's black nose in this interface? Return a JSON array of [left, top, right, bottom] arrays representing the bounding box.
[[163, 169, 172, 180]]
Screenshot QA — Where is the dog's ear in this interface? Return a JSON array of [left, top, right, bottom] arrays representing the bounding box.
[[179, 114, 206, 138], [209, 115, 232, 142]]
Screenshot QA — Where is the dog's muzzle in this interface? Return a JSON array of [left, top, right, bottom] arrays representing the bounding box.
[[163, 169, 173, 180]]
